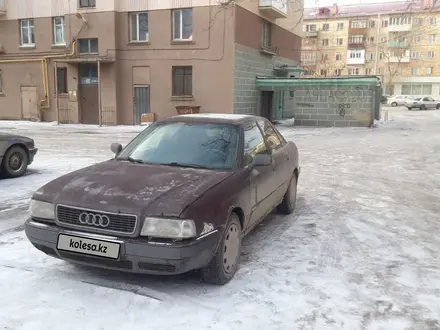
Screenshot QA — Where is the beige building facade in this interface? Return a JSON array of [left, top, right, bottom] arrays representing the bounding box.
[[301, 0, 440, 96], [0, 0, 302, 125]]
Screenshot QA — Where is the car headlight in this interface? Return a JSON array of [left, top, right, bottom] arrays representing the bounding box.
[[141, 217, 196, 239], [28, 200, 55, 220]]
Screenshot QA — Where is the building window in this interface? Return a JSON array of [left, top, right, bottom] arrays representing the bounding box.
[[411, 51, 420, 59], [336, 38, 343, 45], [322, 39, 329, 46], [349, 35, 363, 44], [172, 8, 193, 41], [414, 17, 423, 25], [337, 23, 344, 30], [365, 68, 372, 74], [428, 51, 435, 58], [79, 0, 95, 8], [426, 67, 432, 74], [78, 38, 98, 54], [381, 20, 388, 27], [348, 68, 360, 75], [130, 12, 149, 42], [429, 17, 437, 24], [305, 24, 316, 32], [368, 20, 376, 28], [349, 51, 362, 58], [20, 19, 35, 46], [261, 20, 272, 48], [367, 37, 375, 43], [351, 20, 367, 28], [379, 53, 384, 60], [322, 23, 329, 31], [336, 53, 342, 61], [320, 69, 327, 76], [172, 66, 192, 96], [411, 68, 419, 75], [322, 53, 328, 61], [428, 34, 436, 43], [56, 68, 67, 94], [377, 68, 382, 74], [402, 84, 432, 95], [368, 53, 374, 60], [79, 64, 98, 85], [53, 17, 65, 45], [334, 69, 342, 76]]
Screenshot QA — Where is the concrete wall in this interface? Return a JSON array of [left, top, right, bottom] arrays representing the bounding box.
[[233, 43, 299, 117], [292, 84, 375, 127]]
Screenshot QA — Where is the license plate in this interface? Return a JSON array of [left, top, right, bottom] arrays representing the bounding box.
[[57, 234, 121, 260]]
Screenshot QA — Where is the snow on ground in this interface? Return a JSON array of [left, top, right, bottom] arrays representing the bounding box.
[[0, 108, 440, 330]]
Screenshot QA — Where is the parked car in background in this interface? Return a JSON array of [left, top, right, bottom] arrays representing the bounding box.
[[404, 96, 440, 110], [387, 95, 411, 107], [25, 114, 300, 285], [0, 133, 38, 178]]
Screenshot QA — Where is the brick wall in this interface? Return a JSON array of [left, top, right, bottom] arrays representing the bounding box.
[[233, 44, 299, 116], [292, 84, 375, 127]]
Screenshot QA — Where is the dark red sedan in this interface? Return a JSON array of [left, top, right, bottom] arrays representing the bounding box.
[[25, 114, 300, 285]]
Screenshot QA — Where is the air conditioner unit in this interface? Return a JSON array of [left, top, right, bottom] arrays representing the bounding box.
[[0, 45, 5, 53]]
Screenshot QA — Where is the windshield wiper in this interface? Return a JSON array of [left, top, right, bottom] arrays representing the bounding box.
[[160, 162, 211, 169], [119, 156, 144, 164]]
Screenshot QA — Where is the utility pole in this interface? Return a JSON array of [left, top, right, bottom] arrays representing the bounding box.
[[374, 12, 381, 75]]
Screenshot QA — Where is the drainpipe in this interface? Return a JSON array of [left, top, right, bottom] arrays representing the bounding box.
[[374, 13, 381, 75], [97, 60, 102, 127], [54, 61, 59, 125]]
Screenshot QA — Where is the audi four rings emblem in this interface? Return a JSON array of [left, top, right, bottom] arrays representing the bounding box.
[[78, 212, 111, 228]]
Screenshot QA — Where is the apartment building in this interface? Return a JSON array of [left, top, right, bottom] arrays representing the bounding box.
[[301, 0, 440, 96], [0, 0, 302, 125]]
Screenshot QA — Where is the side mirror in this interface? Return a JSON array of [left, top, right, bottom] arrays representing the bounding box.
[[110, 143, 122, 156], [253, 153, 273, 167]]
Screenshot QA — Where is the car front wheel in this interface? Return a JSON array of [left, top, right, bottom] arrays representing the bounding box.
[[1, 146, 29, 178], [277, 173, 297, 214], [201, 213, 242, 285], [391, 102, 397, 107]]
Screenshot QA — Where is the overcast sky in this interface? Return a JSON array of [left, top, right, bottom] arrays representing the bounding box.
[[304, 0, 407, 7]]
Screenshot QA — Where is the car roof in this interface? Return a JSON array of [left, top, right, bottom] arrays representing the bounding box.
[[161, 113, 259, 125]]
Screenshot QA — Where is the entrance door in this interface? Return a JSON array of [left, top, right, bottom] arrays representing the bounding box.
[[133, 86, 150, 125], [79, 85, 99, 125], [261, 91, 274, 121], [21, 86, 39, 120]]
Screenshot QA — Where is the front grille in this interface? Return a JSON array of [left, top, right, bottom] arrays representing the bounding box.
[[59, 251, 133, 270], [138, 262, 176, 273], [56, 205, 137, 235]]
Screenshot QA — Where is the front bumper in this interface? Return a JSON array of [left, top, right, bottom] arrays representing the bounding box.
[[25, 218, 222, 275], [28, 148, 38, 165]]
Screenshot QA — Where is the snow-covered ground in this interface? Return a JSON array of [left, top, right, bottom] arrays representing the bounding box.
[[0, 108, 439, 330]]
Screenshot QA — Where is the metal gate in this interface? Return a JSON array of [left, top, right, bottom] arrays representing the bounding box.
[[133, 86, 150, 125]]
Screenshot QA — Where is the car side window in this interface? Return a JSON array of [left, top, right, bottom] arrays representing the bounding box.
[[243, 121, 267, 166], [423, 97, 429, 101], [257, 119, 283, 152]]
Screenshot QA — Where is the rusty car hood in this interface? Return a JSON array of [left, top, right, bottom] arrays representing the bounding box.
[[33, 160, 233, 217]]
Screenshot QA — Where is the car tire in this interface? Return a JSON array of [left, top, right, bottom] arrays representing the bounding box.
[[1, 146, 29, 178], [421, 105, 426, 110], [201, 213, 242, 285], [407, 107, 412, 110], [391, 102, 397, 107], [277, 172, 297, 215], [436, 104, 440, 109]]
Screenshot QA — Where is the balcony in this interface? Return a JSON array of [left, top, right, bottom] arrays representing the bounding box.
[[388, 24, 412, 32], [304, 31, 318, 38], [348, 27, 368, 35], [387, 41, 408, 48], [259, 0, 288, 19], [347, 57, 365, 65], [0, 0, 5, 14], [389, 56, 410, 63], [348, 42, 365, 49]]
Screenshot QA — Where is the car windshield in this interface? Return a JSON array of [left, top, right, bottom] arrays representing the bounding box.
[[117, 122, 240, 170], [412, 98, 422, 101]]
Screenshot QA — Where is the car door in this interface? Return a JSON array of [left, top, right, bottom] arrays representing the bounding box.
[[427, 97, 436, 108], [256, 118, 292, 204], [243, 121, 275, 229]]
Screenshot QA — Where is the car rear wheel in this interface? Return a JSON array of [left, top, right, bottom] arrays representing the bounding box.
[[201, 213, 242, 285], [277, 173, 297, 215], [421, 105, 426, 110], [391, 102, 397, 107], [1, 146, 29, 178], [436, 104, 440, 109]]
